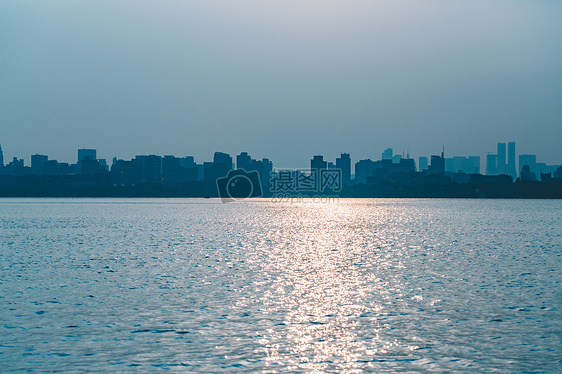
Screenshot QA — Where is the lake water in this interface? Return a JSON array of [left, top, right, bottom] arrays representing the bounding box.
[[1, 198, 561, 372]]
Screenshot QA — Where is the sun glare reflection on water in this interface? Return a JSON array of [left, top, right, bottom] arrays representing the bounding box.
[[250, 201, 418, 372]]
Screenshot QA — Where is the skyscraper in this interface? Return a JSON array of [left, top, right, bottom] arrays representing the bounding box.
[[467, 156, 480, 174], [507, 142, 516, 179], [486, 154, 497, 175], [135, 155, 162, 181], [31, 154, 48, 175], [428, 155, 445, 174], [497, 143, 507, 175], [336, 153, 351, 186], [418, 156, 428, 172]]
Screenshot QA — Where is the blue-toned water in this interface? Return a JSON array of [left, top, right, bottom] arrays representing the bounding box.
[[1, 198, 561, 372]]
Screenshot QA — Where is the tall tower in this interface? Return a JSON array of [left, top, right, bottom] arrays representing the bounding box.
[[336, 153, 351, 186], [419, 156, 428, 172], [507, 142, 516, 178], [486, 154, 497, 175], [497, 143, 506, 175]]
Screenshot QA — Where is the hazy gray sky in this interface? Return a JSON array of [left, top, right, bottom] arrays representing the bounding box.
[[1, 0, 561, 168]]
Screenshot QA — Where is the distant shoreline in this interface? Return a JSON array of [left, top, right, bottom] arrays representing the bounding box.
[[1, 175, 561, 199]]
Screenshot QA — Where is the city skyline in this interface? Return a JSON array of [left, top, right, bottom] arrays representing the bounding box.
[[1, 141, 559, 177], [2, 141, 561, 199], [1, 135, 560, 172], [1, 141, 560, 180]]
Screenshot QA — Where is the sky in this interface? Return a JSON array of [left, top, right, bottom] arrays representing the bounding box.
[[1, 0, 561, 169]]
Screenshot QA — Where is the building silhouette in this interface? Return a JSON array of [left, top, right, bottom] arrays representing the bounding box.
[[0, 143, 3, 167], [445, 156, 480, 174], [204, 152, 233, 182], [31, 154, 48, 175], [311, 155, 327, 171], [336, 153, 351, 186], [111, 158, 143, 185], [418, 156, 428, 172], [0, 142, 561, 198], [382, 148, 393, 160], [519, 154, 536, 176], [137, 155, 162, 181], [486, 142, 516, 179], [507, 142, 517, 179], [486, 153, 498, 175], [354, 157, 416, 184], [5, 157, 25, 175], [236, 152, 273, 186], [77, 149, 98, 174], [497, 143, 507, 175], [78, 149, 96, 162], [520, 164, 537, 181], [428, 150, 445, 175], [162, 155, 198, 183], [237, 152, 251, 170]]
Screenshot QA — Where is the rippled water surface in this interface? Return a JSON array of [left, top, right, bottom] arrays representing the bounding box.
[[1, 198, 561, 372]]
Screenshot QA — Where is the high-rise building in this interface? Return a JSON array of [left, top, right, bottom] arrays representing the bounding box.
[[418, 157, 428, 172], [507, 142, 516, 178], [311, 155, 327, 171], [134, 155, 162, 181], [0, 143, 3, 167], [203, 152, 232, 181], [519, 154, 537, 176], [179, 156, 196, 169], [555, 165, 562, 179], [354, 159, 375, 184], [260, 158, 273, 186], [448, 156, 481, 174], [336, 153, 351, 186], [235, 152, 273, 186], [486, 154, 497, 175], [467, 156, 480, 174], [445, 158, 455, 173], [382, 148, 393, 160], [428, 155, 445, 174], [78, 149, 96, 162], [236, 152, 252, 170], [214, 152, 232, 169], [497, 143, 507, 175], [31, 154, 48, 175]]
